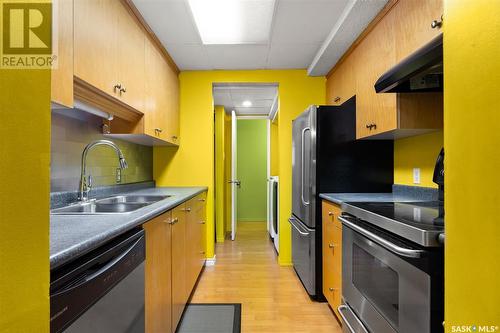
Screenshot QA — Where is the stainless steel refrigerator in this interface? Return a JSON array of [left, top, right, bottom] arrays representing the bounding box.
[[289, 97, 394, 299]]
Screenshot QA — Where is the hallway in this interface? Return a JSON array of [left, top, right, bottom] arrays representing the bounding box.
[[190, 222, 342, 333]]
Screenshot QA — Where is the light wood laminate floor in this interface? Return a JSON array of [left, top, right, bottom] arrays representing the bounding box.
[[190, 222, 342, 333]]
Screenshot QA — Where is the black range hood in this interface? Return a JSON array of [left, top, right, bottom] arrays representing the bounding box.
[[375, 34, 443, 93]]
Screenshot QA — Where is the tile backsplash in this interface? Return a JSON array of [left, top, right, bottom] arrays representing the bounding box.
[[51, 109, 153, 192]]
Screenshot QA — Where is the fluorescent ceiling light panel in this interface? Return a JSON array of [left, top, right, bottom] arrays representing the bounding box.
[[242, 100, 252, 107], [188, 0, 275, 44]]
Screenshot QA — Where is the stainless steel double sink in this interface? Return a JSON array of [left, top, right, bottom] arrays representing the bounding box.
[[51, 195, 171, 215]]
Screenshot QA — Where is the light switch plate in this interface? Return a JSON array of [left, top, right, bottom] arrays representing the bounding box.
[[413, 168, 421, 184]]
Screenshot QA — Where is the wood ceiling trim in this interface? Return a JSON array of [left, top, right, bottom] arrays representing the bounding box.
[[325, 0, 399, 79], [122, 0, 180, 74]]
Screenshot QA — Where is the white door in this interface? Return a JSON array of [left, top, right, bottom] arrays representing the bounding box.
[[230, 111, 239, 240]]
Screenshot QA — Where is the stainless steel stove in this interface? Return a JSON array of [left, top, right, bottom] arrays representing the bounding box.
[[342, 201, 444, 246], [337, 201, 444, 333]]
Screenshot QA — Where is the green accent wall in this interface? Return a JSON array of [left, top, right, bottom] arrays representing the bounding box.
[[237, 119, 268, 221]]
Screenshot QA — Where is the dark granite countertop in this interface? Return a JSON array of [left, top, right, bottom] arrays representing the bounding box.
[[50, 186, 207, 270], [320, 185, 438, 205], [319, 193, 420, 205]]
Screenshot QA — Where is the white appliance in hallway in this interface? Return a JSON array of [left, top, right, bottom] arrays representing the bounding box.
[[267, 176, 279, 253]]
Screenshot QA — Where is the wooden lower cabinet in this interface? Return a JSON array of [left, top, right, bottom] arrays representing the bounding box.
[[171, 204, 187, 330], [185, 193, 207, 297], [144, 192, 207, 333], [144, 211, 172, 333], [322, 200, 343, 321]]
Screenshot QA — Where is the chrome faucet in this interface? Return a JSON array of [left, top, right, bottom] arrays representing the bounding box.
[[79, 140, 128, 201]]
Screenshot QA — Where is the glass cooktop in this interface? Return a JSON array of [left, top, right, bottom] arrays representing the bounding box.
[[342, 201, 445, 247], [347, 201, 444, 229]]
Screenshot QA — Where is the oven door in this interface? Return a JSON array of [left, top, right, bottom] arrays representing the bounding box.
[[340, 216, 432, 333]]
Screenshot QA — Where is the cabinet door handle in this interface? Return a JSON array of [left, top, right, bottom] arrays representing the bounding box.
[[328, 211, 334, 217], [113, 83, 122, 93], [198, 198, 206, 202], [329, 287, 337, 292], [334, 96, 341, 103], [119, 86, 126, 94], [183, 207, 192, 212], [155, 128, 162, 133], [200, 251, 205, 255], [329, 243, 335, 249], [431, 16, 443, 29], [170, 218, 179, 225], [172, 135, 178, 141], [199, 221, 206, 224]]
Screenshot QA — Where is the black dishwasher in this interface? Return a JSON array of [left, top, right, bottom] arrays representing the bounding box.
[[50, 228, 145, 333]]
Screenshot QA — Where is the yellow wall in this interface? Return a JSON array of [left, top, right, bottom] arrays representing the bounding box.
[[444, 0, 500, 330], [270, 119, 280, 176], [154, 70, 324, 265], [394, 131, 443, 187], [0, 66, 50, 330]]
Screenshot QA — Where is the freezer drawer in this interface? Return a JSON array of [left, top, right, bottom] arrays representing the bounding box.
[[289, 216, 316, 296]]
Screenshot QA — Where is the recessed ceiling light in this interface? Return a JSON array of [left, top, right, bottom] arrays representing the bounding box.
[[187, 0, 275, 45], [242, 100, 252, 107]]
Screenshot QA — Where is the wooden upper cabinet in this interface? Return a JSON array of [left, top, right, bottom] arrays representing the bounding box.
[[326, 55, 355, 106], [144, 38, 180, 145], [353, 11, 397, 139], [144, 39, 161, 138], [326, 0, 444, 139], [51, 0, 74, 108], [74, 0, 119, 98], [393, 0, 443, 62], [116, 3, 145, 112], [165, 65, 180, 144], [74, 0, 145, 112]]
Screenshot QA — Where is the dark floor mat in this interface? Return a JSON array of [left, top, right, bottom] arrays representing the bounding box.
[[176, 303, 241, 333]]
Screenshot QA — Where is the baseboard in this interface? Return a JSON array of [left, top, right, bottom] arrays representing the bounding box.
[[216, 237, 225, 243], [278, 260, 293, 267], [205, 255, 217, 266]]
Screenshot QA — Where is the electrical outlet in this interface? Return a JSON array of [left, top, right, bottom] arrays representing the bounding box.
[[413, 168, 421, 184], [116, 168, 122, 183]]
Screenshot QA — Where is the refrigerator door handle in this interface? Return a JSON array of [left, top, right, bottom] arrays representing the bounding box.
[[301, 127, 311, 206]]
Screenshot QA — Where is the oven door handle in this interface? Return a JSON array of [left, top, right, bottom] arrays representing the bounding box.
[[339, 216, 425, 258], [338, 305, 369, 333]]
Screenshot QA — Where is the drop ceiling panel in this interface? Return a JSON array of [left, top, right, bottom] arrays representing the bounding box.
[[270, 0, 349, 44], [235, 107, 270, 114], [231, 99, 274, 108], [229, 87, 277, 100], [213, 85, 278, 116], [267, 43, 321, 68], [205, 45, 268, 70], [132, 0, 201, 45], [133, 0, 387, 72], [165, 44, 209, 70]]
